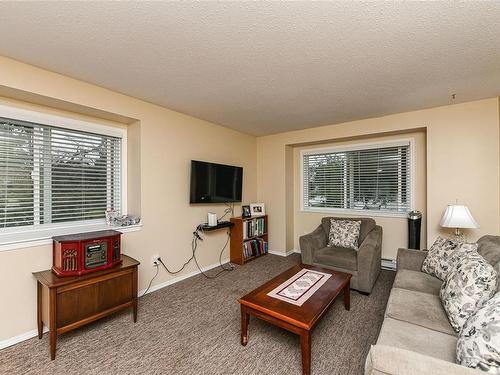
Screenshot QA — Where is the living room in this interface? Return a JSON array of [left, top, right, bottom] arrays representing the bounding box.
[[1, 2, 500, 375]]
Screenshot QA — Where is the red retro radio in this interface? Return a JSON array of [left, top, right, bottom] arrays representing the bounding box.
[[52, 230, 122, 277]]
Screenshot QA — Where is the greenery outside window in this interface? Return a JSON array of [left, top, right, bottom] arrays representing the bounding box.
[[301, 140, 413, 216], [0, 116, 122, 230]]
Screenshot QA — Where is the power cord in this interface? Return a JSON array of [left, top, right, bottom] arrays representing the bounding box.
[[140, 263, 159, 297], [217, 202, 235, 222], [158, 228, 233, 279], [155, 223, 204, 275], [140, 207, 236, 293], [192, 229, 234, 279]]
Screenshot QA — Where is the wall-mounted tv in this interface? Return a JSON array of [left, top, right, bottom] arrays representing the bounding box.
[[190, 160, 243, 203]]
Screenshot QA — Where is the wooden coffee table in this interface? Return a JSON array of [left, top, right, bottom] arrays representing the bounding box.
[[239, 264, 351, 375]]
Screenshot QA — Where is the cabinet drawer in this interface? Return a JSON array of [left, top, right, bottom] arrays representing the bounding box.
[[56, 270, 133, 328], [57, 284, 99, 327], [97, 272, 133, 311]]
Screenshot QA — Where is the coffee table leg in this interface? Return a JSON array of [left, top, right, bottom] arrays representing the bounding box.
[[343, 283, 350, 311], [240, 305, 249, 346], [300, 330, 311, 375]]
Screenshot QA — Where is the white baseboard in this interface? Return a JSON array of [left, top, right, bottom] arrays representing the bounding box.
[[268, 249, 297, 257], [0, 326, 49, 350], [138, 258, 230, 296], [0, 258, 230, 351]]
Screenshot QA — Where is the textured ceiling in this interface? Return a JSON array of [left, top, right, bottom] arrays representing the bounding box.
[[0, 2, 500, 136]]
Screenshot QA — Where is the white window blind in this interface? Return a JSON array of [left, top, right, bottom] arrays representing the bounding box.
[[0, 117, 121, 228], [302, 141, 412, 215]]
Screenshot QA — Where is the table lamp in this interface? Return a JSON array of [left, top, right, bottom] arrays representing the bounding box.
[[440, 204, 479, 242]]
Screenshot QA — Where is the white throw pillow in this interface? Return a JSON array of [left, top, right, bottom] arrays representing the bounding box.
[[328, 219, 361, 250], [457, 291, 500, 373], [440, 252, 497, 333], [421, 237, 477, 281]]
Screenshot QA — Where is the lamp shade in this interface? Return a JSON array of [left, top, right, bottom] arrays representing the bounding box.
[[440, 205, 479, 229]]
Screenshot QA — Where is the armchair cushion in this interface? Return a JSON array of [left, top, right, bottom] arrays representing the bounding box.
[[313, 246, 358, 271], [321, 217, 375, 245], [327, 219, 361, 250]]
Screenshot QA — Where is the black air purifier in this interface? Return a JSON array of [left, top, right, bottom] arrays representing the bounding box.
[[408, 211, 422, 250]]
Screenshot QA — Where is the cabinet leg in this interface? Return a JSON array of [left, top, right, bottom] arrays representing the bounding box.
[[49, 288, 57, 360], [240, 305, 249, 346], [132, 266, 138, 323], [300, 330, 311, 375], [49, 330, 57, 360], [37, 281, 43, 339]]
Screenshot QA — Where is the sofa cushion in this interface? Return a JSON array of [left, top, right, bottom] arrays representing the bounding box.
[[477, 235, 500, 268], [421, 237, 477, 281], [440, 252, 497, 333], [393, 269, 442, 296], [313, 246, 357, 271], [457, 291, 500, 372], [377, 317, 457, 362], [365, 345, 480, 375], [386, 288, 455, 336], [328, 219, 361, 250], [321, 217, 375, 244]]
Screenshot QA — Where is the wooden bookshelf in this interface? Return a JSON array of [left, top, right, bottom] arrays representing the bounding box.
[[230, 215, 268, 265]]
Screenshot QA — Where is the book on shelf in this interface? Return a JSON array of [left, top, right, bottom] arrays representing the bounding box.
[[242, 217, 266, 240], [243, 238, 268, 259]]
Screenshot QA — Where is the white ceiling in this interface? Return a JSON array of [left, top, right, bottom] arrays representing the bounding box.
[[0, 2, 500, 136]]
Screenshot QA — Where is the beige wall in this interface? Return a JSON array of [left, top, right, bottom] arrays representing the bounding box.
[[257, 98, 500, 258], [292, 131, 427, 260], [0, 57, 257, 343], [0, 54, 499, 345]]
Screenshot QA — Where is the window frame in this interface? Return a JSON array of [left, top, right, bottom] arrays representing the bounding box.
[[300, 138, 415, 218], [0, 104, 134, 251]]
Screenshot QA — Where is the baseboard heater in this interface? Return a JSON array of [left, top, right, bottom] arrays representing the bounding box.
[[381, 258, 397, 271]]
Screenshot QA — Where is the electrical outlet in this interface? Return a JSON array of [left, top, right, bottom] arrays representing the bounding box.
[[151, 254, 160, 266]]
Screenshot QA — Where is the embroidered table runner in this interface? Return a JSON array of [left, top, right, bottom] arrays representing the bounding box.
[[267, 268, 332, 306]]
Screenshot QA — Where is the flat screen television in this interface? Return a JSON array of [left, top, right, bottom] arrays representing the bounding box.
[[190, 160, 243, 203]]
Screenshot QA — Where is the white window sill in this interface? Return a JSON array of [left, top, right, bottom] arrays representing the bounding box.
[[300, 207, 409, 219], [0, 222, 143, 252]]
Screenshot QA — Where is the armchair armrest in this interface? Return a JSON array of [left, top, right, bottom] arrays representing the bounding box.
[[357, 225, 383, 293], [396, 248, 428, 272], [299, 224, 327, 264]]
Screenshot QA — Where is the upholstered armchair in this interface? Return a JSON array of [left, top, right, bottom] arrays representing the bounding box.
[[299, 217, 382, 294]]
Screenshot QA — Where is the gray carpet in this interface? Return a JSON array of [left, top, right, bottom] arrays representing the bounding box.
[[0, 254, 395, 375]]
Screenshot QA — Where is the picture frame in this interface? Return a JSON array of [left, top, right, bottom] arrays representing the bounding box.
[[250, 203, 265, 217], [241, 205, 251, 218]]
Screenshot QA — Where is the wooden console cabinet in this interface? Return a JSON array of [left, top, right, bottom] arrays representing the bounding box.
[[33, 254, 140, 359]]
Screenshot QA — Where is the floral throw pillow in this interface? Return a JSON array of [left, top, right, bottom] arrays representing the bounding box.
[[328, 219, 361, 250], [421, 237, 477, 281], [440, 252, 497, 333], [457, 292, 500, 372]]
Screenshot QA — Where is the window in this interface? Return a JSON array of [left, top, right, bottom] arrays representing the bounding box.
[[0, 116, 122, 229], [301, 140, 412, 216]]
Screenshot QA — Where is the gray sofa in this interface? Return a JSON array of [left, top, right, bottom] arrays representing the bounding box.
[[365, 235, 500, 374], [299, 217, 382, 294]]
